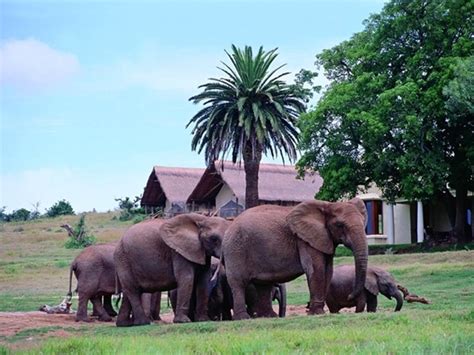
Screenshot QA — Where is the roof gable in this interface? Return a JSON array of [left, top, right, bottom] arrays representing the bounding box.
[[141, 166, 204, 207], [187, 161, 322, 204]]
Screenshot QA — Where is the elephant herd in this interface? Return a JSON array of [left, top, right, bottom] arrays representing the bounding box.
[[67, 198, 406, 327]]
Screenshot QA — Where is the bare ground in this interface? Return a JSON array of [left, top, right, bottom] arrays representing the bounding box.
[[0, 304, 353, 343]]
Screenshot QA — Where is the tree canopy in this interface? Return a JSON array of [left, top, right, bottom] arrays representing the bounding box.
[[297, 0, 473, 240], [187, 45, 306, 208]]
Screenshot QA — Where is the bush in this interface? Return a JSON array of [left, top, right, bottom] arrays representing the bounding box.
[[115, 196, 145, 221], [64, 214, 96, 249], [46, 200, 74, 218], [9, 208, 31, 221]]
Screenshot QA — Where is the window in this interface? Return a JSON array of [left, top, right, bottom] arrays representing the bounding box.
[[364, 200, 383, 235]]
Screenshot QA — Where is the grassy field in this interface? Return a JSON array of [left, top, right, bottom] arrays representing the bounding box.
[[1, 213, 473, 353]]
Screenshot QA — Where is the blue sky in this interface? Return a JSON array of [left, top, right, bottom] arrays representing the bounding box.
[[1, 0, 385, 213]]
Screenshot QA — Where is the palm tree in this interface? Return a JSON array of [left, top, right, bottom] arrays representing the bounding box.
[[187, 45, 306, 208]]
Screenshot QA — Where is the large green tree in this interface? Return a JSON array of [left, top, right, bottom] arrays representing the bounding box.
[[297, 0, 473, 241], [187, 45, 306, 208]]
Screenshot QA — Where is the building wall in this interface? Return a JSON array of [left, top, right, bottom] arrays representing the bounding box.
[[216, 184, 238, 210], [393, 203, 411, 244]]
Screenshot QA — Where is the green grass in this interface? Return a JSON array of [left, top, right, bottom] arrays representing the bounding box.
[[1, 212, 473, 353]]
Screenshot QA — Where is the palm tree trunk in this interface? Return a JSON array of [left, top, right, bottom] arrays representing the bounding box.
[[243, 142, 262, 209]]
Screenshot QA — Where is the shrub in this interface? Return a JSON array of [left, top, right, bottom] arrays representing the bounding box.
[[115, 196, 145, 221], [10, 208, 31, 221], [64, 214, 96, 249], [46, 200, 74, 218]]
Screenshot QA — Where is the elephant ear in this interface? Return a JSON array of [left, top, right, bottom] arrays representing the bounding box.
[[160, 214, 206, 265], [286, 200, 334, 255], [349, 198, 368, 227], [364, 269, 380, 296]]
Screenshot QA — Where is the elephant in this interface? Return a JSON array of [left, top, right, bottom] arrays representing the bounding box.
[[326, 265, 403, 313], [213, 263, 287, 320], [68, 243, 118, 322], [222, 198, 368, 320], [114, 214, 231, 326], [168, 258, 287, 320], [68, 242, 161, 322]]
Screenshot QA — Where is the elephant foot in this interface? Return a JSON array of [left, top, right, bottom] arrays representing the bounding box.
[[116, 318, 133, 327], [98, 314, 113, 322], [75, 316, 93, 323], [233, 312, 251, 321], [307, 307, 325, 315], [152, 315, 161, 321], [133, 318, 151, 326], [173, 314, 191, 323], [258, 310, 278, 318], [195, 314, 210, 322], [106, 310, 118, 317]]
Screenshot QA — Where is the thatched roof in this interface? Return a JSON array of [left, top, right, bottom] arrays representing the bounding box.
[[141, 166, 204, 207], [187, 161, 322, 205]]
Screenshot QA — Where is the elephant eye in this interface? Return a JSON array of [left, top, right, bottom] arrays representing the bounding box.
[[210, 235, 219, 243], [335, 221, 344, 229]]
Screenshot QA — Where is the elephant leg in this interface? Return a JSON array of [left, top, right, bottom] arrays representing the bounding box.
[[324, 256, 334, 297], [150, 292, 162, 321], [253, 285, 277, 318], [116, 294, 133, 327], [126, 289, 150, 326], [141, 293, 152, 319], [75, 292, 92, 322], [91, 296, 101, 316], [103, 295, 117, 317], [194, 269, 211, 322], [91, 296, 112, 322], [298, 244, 328, 315], [173, 255, 195, 323], [227, 277, 250, 320], [355, 293, 367, 313], [366, 293, 377, 312]]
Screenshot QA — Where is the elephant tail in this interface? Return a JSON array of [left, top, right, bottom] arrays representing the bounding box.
[[67, 262, 76, 301], [277, 283, 287, 318]]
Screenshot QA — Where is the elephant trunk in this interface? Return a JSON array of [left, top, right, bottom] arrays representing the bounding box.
[[393, 289, 404, 312], [348, 233, 368, 301]]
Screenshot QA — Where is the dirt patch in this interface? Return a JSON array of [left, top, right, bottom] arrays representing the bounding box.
[[0, 310, 176, 339], [0, 312, 81, 338], [0, 306, 351, 343]]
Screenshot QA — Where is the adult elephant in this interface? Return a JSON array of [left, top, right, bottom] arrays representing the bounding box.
[[114, 214, 230, 326], [223, 198, 368, 319], [326, 265, 403, 313]]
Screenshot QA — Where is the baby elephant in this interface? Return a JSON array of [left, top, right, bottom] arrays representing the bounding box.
[[326, 265, 403, 313]]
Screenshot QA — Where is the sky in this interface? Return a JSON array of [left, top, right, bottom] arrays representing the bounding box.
[[0, 0, 386, 213]]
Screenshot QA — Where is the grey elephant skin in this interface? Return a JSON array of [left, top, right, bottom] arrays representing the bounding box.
[[68, 242, 162, 322], [68, 243, 118, 322], [326, 265, 403, 313], [215, 263, 287, 319], [168, 258, 287, 320], [114, 214, 231, 326], [222, 198, 368, 319]]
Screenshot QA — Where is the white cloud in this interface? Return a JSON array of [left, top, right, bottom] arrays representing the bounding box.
[[0, 38, 80, 90], [1, 168, 146, 213]]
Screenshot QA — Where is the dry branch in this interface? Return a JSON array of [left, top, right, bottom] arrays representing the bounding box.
[[397, 285, 431, 304]]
